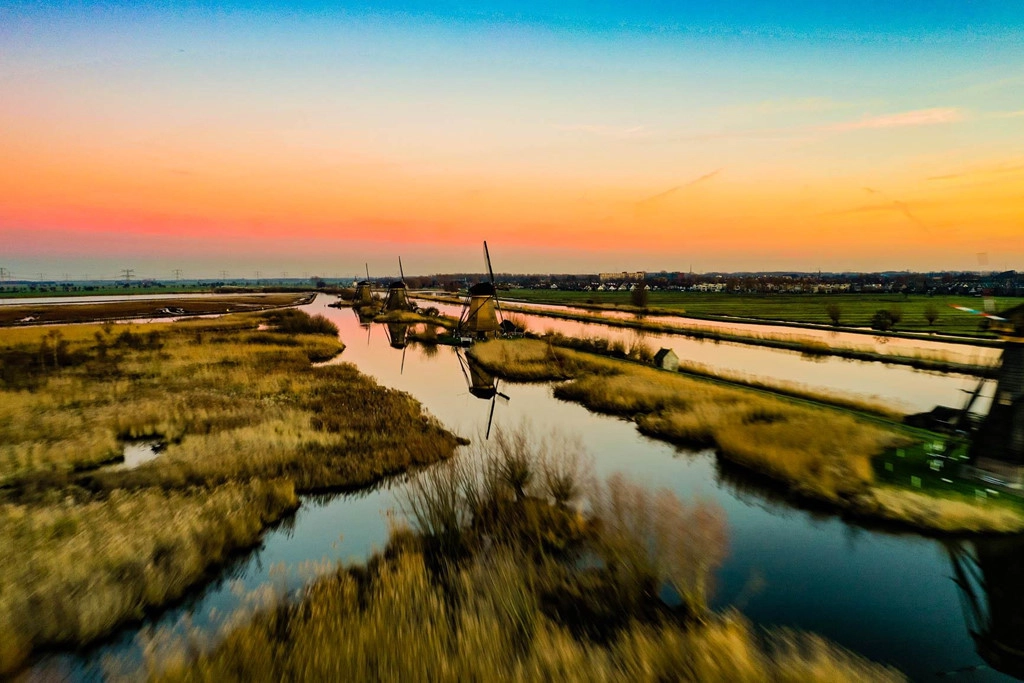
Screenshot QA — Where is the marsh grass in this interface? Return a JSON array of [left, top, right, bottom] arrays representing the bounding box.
[[468, 340, 1024, 532], [0, 310, 463, 672], [0, 480, 298, 675], [148, 429, 904, 682]]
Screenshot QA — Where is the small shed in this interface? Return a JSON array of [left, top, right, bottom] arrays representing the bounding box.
[[653, 348, 679, 372]]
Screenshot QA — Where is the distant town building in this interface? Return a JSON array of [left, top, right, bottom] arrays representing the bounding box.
[[599, 271, 645, 283]]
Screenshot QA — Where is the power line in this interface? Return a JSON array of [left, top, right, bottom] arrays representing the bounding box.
[[173, 268, 183, 281], [121, 268, 134, 284]]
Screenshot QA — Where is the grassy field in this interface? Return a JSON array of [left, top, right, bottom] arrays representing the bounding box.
[[0, 310, 463, 674], [505, 290, 1024, 338], [0, 293, 313, 326], [468, 339, 1024, 533], [147, 431, 903, 682]]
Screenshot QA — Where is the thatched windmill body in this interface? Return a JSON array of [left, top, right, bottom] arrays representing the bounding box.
[[970, 304, 1024, 479], [458, 241, 503, 340], [354, 263, 373, 306], [384, 257, 414, 313]]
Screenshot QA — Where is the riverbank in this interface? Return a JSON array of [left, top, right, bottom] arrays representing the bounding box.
[[146, 432, 905, 682], [468, 339, 1024, 534], [415, 294, 999, 378], [0, 292, 315, 327], [501, 290, 1021, 340], [0, 310, 463, 675]]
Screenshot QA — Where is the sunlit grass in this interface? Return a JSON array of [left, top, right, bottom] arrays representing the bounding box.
[[0, 311, 464, 672], [0, 480, 298, 675], [147, 428, 904, 682], [469, 339, 1024, 532]]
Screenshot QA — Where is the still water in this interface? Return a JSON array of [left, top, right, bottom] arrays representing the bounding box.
[[23, 294, 1019, 681], [423, 298, 996, 415]]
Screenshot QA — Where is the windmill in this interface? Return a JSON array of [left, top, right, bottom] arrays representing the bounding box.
[[354, 263, 373, 306], [384, 257, 414, 313], [382, 322, 409, 373], [457, 241, 503, 340], [948, 303, 1024, 485], [456, 347, 509, 439]]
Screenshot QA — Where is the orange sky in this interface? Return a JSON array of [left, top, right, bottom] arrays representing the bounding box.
[[2, 6, 1023, 277]]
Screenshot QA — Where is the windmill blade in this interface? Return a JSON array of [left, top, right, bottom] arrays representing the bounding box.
[[367, 323, 372, 346], [399, 256, 405, 283], [486, 393, 497, 440], [484, 241, 495, 284], [401, 345, 407, 375], [455, 348, 472, 388], [949, 305, 1008, 322], [365, 263, 370, 282], [495, 379, 510, 403], [483, 240, 505, 325], [960, 377, 987, 424]]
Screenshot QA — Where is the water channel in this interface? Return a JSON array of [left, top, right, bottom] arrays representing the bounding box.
[[21, 293, 1020, 681]]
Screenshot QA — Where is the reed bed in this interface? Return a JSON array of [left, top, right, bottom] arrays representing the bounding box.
[[147, 428, 904, 682], [0, 311, 464, 672], [0, 480, 298, 675], [468, 340, 1024, 532]]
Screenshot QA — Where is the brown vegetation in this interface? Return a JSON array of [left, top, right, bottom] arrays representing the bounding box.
[[0, 310, 463, 673], [147, 429, 904, 682], [468, 339, 1024, 532]]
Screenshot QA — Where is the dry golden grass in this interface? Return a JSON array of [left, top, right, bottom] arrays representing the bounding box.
[[471, 340, 899, 502], [147, 431, 903, 682], [851, 486, 1024, 534], [468, 340, 1024, 532], [0, 480, 298, 675], [151, 550, 902, 683], [0, 315, 460, 489], [0, 311, 464, 672]]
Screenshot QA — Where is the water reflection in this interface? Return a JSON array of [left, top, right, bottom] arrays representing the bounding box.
[[416, 298, 997, 415], [26, 294, 1018, 681], [948, 536, 1024, 680], [455, 348, 510, 438]]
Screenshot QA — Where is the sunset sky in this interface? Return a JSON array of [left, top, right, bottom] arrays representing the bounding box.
[[2, 1, 1023, 279]]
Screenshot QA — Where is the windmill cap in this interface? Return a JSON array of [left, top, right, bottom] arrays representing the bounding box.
[[468, 282, 496, 296], [388, 281, 407, 289]]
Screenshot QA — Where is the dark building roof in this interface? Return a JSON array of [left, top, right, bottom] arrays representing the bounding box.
[[653, 348, 678, 363], [468, 282, 496, 296]]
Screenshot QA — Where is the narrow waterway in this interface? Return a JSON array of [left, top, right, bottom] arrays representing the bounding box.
[[422, 298, 997, 415], [499, 298, 1003, 366], [22, 294, 1019, 682]]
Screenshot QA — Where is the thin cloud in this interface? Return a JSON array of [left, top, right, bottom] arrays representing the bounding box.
[[683, 168, 722, 188], [634, 169, 722, 216], [823, 108, 964, 132], [829, 187, 930, 231]]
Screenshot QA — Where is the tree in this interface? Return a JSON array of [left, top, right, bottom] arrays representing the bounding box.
[[870, 309, 895, 332], [888, 306, 903, 327], [924, 303, 939, 326], [825, 303, 842, 327], [630, 285, 649, 309]]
